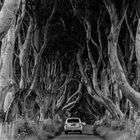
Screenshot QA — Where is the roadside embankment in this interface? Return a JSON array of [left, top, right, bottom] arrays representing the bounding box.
[[94, 125, 136, 140], [0, 117, 64, 140]]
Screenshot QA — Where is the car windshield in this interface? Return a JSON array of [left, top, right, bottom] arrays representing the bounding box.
[[67, 119, 80, 123]]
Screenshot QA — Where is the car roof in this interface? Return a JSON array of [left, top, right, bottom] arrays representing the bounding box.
[[66, 117, 81, 120]]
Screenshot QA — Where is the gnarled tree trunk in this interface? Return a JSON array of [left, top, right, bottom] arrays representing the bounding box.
[[0, 0, 21, 40], [0, 19, 16, 111], [135, 19, 140, 90], [19, 17, 34, 89], [77, 49, 122, 119], [0, 0, 21, 113], [105, 1, 140, 110]]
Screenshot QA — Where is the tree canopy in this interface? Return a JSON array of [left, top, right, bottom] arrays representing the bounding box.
[[0, 0, 140, 124]]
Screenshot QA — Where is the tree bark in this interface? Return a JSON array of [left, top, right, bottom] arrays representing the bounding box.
[[19, 17, 34, 89], [83, 14, 123, 119], [0, 0, 21, 112], [77, 49, 122, 119], [0, 19, 16, 111], [135, 19, 140, 90], [103, 0, 140, 110], [0, 0, 21, 40], [101, 69, 109, 96], [108, 15, 140, 110]]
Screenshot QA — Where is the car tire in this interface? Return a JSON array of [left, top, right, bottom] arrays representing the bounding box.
[[80, 131, 82, 134], [65, 131, 68, 134]]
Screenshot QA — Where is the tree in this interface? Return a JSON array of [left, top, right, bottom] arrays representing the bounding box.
[[0, 0, 21, 112], [1, 0, 140, 124], [104, 0, 140, 111]]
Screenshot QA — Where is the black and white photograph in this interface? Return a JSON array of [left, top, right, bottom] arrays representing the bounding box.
[[0, 0, 139, 140]]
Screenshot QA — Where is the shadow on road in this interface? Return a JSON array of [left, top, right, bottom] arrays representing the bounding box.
[[64, 132, 94, 136]]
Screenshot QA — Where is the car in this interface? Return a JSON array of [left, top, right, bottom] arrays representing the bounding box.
[[64, 118, 86, 134]]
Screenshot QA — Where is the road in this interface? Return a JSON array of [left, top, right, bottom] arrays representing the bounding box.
[[53, 125, 104, 140], [53, 133, 104, 140]]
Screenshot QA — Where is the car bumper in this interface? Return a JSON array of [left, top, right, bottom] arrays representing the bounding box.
[[64, 127, 82, 131]]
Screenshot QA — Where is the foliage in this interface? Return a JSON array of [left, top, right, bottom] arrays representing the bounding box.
[[0, 116, 63, 140], [94, 116, 140, 138]]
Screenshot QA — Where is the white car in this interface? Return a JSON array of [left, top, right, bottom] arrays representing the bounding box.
[[64, 118, 85, 134]]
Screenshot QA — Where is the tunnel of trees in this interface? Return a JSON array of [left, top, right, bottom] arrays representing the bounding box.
[[0, 0, 140, 124]]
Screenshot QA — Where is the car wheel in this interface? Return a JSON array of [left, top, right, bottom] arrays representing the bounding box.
[[65, 131, 68, 134], [80, 131, 82, 134]]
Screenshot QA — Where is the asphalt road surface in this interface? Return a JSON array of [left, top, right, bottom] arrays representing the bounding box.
[[54, 133, 103, 140], [53, 133, 104, 140], [53, 125, 104, 140]]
